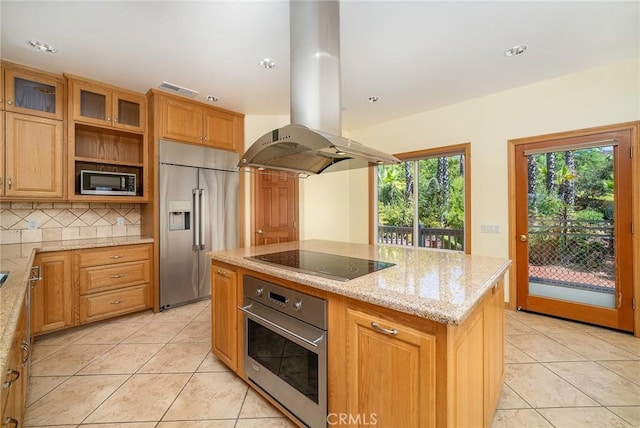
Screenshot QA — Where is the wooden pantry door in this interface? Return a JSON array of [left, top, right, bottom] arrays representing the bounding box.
[[251, 170, 299, 245]]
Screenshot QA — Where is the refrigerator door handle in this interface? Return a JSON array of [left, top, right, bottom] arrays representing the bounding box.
[[199, 189, 206, 250], [192, 188, 200, 251]]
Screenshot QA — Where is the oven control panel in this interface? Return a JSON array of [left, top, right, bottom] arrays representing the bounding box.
[[243, 275, 326, 329]]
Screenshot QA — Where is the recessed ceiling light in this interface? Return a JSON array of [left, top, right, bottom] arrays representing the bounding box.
[[368, 96, 380, 103], [259, 58, 276, 69], [206, 95, 219, 102], [504, 45, 528, 57], [28, 40, 57, 53]]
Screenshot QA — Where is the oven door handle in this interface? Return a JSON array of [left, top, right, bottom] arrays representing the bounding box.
[[238, 304, 324, 348]]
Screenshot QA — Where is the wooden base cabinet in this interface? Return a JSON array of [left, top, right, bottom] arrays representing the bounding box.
[[77, 244, 152, 323], [31, 244, 153, 336], [211, 263, 238, 371], [345, 309, 437, 427], [1, 290, 29, 427], [31, 251, 73, 335]]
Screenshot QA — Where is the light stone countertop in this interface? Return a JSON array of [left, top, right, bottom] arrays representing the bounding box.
[[207, 239, 511, 326], [0, 236, 154, 376]]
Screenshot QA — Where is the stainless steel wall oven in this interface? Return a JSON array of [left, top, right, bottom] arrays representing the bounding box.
[[239, 275, 327, 428]]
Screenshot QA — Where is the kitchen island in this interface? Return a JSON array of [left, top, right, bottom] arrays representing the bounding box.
[[208, 240, 511, 427]]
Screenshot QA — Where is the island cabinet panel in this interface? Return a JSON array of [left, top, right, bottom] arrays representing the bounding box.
[[211, 263, 238, 371], [345, 308, 437, 428], [446, 279, 505, 428], [31, 251, 74, 335], [447, 309, 485, 428], [484, 280, 505, 423]]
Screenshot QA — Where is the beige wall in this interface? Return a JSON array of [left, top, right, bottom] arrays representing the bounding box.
[[351, 58, 640, 255], [243, 58, 640, 262]]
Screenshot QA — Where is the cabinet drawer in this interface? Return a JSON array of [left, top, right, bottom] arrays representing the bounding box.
[[78, 244, 150, 267], [79, 260, 150, 294], [79, 284, 150, 323]]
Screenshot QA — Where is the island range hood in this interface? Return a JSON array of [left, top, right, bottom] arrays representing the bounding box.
[[238, 0, 400, 175]]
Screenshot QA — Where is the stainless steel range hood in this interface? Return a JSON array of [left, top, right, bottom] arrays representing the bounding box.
[[238, 0, 399, 175]]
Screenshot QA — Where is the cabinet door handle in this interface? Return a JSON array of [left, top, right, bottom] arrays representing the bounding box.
[[7, 177, 12, 190], [6, 100, 13, 105], [370, 322, 398, 336], [109, 274, 124, 279], [3, 417, 18, 428], [114, 116, 118, 122], [110, 255, 124, 259], [107, 116, 111, 121], [21, 341, 31, 366], [3, 369, 20, 388], [217, 270, 226, 277], [110, 300, 124, 305]]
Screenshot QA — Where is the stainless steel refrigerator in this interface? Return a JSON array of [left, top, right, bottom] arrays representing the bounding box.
[[159, 139, 239, 310]]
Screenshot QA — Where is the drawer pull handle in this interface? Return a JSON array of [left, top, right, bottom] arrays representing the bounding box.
[[370, 322, 398, 336], [3, 417, 18, 427], [217, 270, 226, 276], [3, 369, 20, 388], [110, 255, 124, 259], [110, 274, 124, 279], [110, 300, 124, 305]]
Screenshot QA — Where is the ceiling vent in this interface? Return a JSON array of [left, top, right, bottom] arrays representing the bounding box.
[[158, 81, 199, 98]]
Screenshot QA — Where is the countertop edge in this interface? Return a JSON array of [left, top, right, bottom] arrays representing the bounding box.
[[209, 252, 512, 326]]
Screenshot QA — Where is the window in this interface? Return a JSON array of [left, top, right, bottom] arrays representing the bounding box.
[[373, 144, 471, 253]]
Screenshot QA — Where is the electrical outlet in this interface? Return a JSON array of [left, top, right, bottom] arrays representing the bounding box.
[[116, 217, 125, 227], [28, 219, 38, 230], [480, 224, 500, 234]]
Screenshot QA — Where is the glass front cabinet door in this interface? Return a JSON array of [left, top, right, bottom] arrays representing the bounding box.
[[4, 68, 64, 120], [72, 80, 145, 132]]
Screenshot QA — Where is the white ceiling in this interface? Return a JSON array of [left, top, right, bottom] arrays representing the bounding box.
[[1, 1, 638, 131]]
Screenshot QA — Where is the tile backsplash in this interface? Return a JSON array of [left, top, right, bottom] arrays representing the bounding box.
[[0, 202, 142, 244]]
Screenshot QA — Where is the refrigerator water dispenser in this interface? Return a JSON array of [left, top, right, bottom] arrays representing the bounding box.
[[168, 200, 191, 231]]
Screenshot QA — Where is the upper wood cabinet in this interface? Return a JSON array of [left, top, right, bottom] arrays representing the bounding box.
[[158, 94, 242, 151], [3, 112, 64, 198], [69, 76, 146, 133], [0, 62, 65, 200], [67, 75, 148, 202], [2, 62, 64, 120]]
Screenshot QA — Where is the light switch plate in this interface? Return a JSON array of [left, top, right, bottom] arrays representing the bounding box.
[[116, 217, 125, 227], [480, 224, 500, 234]]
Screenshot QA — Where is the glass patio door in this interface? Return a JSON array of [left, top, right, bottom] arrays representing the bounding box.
[[515, 129, 634, 331]]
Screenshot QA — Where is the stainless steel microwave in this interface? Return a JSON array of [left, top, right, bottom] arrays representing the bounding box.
[[80, 170, 136, 196]]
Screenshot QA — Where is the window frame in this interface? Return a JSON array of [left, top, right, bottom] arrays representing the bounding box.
[[369, 143, 472, 254]]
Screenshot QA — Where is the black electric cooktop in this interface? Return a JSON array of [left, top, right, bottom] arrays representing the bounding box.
[[246, 249, 395, 281]]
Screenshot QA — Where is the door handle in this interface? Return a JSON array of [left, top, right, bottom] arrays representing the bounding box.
[[192, 189, 200, 250], [519, 235, 528, 242], [257, 229, 264, 234], [198, 189, 205, 250]]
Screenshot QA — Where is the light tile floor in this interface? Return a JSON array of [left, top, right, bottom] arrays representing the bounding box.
[[25, 302, 640, 427]]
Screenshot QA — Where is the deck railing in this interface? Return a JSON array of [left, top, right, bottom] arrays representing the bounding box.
[[377, 225, 464, 251]]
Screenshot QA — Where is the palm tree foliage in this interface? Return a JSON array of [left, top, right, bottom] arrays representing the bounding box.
[[528, 147, 613, 220], [377, 154, 465, 229]]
